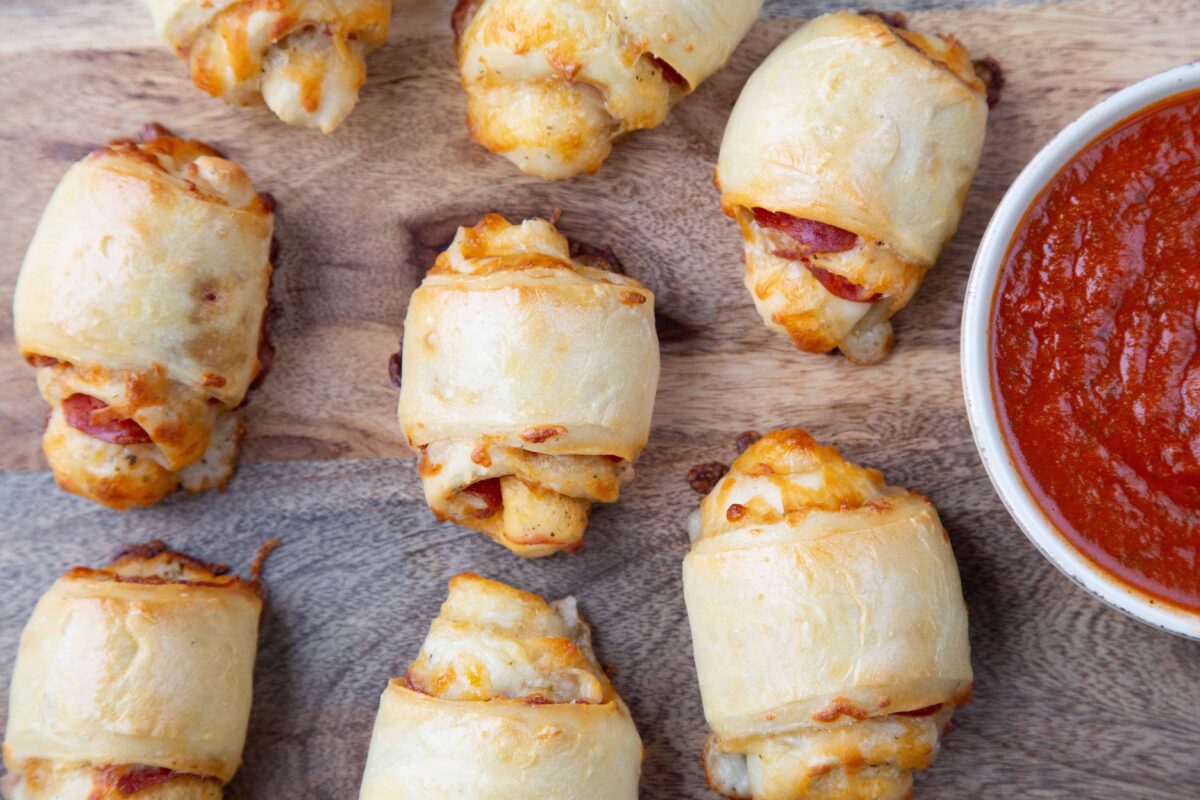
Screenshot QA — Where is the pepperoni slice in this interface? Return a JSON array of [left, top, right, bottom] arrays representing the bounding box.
[[750, 209, 877, 302], [463, 477, 502, 515], [647, 55, 688, 88], [451, 0, 485, 42], [752, 208, 858, 253], [805, 265, 881, 303], [250, 308, 275, 391], [896, 703, 943, 718], [62, 394, 152, 445], [90, 764, 181, 796], [860, 9, 910, 30], [973, 56, 1005, 108], [116, 766, 180, 795]]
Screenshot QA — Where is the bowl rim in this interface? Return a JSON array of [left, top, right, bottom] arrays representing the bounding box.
[[961, 61, 1200, 640]]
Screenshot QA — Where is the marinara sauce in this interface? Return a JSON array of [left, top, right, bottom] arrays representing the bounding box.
[[992, 89, 1200, 610]]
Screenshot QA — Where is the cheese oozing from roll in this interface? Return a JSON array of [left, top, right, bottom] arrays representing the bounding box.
[[148, 0, 391, 132], [2, 541, 272, 800], [12, 125, 273, 510], [716, 11, 990, 363], [358, 573, 643, 799], [683, 430, 972, 800], [454, 0, 762, 179], [397, 214, 660, 557]]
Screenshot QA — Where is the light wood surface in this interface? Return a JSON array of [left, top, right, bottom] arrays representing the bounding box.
[[0, 0, 1197, 797]]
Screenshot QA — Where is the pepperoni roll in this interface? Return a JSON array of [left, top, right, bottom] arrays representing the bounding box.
[[397, 214, 660, 557], [2, 541, 272, 799], [717, 11, 991, 363], [359, 573, 643, 799], [148, 0, 391, 132], [454, 0, 762, 179], [13, 125, 273, 509], [683, 430, 972, 799]]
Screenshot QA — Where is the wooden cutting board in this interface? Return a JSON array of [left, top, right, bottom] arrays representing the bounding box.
[[0, 0, 1197, 797]]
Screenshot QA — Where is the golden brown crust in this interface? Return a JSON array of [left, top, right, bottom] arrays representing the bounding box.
[[107, 539, 229, 577], [684, 429, 972, 800], [68, 538, 279, 598], [147, 0, 391, 132], [716, 11, 988, 364], [405, 574, 614, 704], [455, 0, 762, 178], [696, 429, 899, 540], [3, 543, 270, 795], [359, 574, 643, 798], [398, 215, 659, 558], [5, 760, 224, 800], [889, 27, 986, 96], [89, 764, 222, 800], [14, 128, 273, 510]]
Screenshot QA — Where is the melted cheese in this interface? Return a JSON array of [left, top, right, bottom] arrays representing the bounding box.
[[407, 574, 606, 704], [147, 0, 390, 132], [457, 0, 761, 178]]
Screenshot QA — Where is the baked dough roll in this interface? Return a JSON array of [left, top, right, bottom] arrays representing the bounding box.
[[148, 0, 391, 132], [716, 11, 990, 364], [13, 125, 273, 510], [683, 430, 972, 800], [454, 0, 762, 179], [2, 540, 272, 800], [398, 214, 660, 557], [359, 573, 643, 799]]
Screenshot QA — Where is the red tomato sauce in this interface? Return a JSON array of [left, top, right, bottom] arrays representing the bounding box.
[[992, 90, 1200, 610]]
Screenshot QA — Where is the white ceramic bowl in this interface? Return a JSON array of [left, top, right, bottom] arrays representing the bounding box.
[[962, 62, 1200, 639]]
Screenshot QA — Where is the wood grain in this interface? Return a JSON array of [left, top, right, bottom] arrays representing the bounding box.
[[0, 0, 1198, 798]]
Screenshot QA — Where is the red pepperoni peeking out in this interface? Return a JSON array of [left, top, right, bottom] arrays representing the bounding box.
[[463, 477, 503, 515], [752, 208, 858, 253], [752, 208, 879, 303], [647, 55, 688, 88], [805, 265, 882, 303], [113, 766, 181, 795], [62, 394, 152, 445], [89, 764, 187, 797], [896, 703, 943, 718]]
